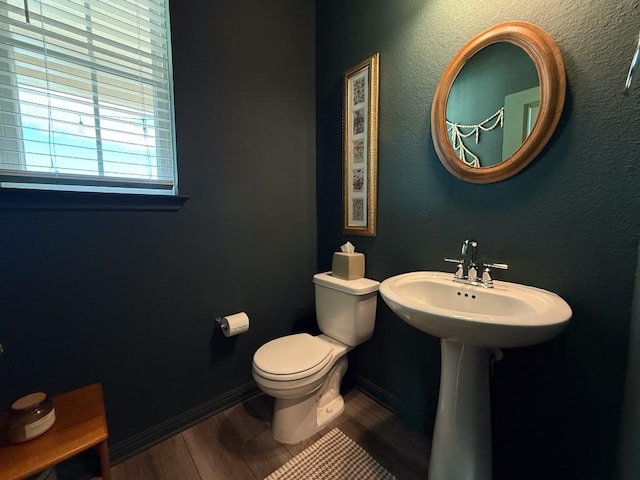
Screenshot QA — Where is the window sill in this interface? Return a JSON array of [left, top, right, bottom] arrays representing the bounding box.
[[0, 189, 190, 211]]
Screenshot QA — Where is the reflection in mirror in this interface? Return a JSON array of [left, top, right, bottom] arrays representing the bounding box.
[[431, 21, 566, 184], [446, 43, 539, 168]]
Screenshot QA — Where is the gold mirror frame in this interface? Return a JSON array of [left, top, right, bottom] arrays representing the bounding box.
[[431, 21, 566, 184]]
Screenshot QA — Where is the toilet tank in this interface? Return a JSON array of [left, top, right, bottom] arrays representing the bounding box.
[[313, 272, 380, 346]]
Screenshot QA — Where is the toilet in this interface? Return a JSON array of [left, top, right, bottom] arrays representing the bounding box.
[[252, 271, 380, 444]]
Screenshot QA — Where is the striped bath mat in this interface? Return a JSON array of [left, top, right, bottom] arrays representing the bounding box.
[[264, 428, 396, 480]]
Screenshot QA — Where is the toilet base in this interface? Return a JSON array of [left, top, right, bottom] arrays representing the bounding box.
[[272, 356, 348, 444]]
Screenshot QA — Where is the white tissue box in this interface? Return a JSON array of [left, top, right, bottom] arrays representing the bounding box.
[[332, 252, 365, 280]]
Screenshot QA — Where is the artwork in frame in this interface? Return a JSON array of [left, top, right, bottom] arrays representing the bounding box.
[[343, 53, 379, 236]]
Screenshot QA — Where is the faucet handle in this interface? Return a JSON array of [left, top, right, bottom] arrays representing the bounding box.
[[483, 262, 509, 270], [444, 257, 464, 279], [445, 257, 464, 264], [481, 262, 508, 287]]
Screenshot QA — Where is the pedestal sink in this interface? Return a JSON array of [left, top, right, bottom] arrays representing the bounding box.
[[379, 271, 572, 480]]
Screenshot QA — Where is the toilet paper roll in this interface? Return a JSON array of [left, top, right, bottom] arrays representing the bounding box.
[[220, 312, 249, 337]]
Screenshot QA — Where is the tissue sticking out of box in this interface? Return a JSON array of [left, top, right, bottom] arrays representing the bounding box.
[[333, 242, 364, 280], [341, 241, 355, 253]]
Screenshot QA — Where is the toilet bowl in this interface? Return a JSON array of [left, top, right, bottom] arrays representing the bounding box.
[[252, 272, 379, 444], [253, 333, 350, 444]]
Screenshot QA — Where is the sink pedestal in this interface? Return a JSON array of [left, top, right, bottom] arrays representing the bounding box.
[[429, 339, 494, 480]]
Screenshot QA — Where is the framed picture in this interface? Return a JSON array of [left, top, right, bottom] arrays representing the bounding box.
[[343, 53, 379, 236]]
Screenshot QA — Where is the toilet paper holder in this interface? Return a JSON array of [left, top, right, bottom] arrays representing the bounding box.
[[214, 316, 227, 332], [215, 312, 250, 337]]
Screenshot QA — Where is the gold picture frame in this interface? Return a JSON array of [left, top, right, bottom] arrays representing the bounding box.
[[343, 53, 379, 236]]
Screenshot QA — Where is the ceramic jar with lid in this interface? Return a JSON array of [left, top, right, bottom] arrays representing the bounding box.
[[6, 392, 56, 443]]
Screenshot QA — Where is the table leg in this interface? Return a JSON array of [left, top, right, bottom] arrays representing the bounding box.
[[96, 440, 111, 480]]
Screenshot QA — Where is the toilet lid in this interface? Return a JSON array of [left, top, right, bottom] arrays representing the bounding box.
[[253, 333, 332, 380]]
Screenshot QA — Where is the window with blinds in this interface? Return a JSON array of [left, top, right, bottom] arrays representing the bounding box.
[[0, 0, 178, 195]]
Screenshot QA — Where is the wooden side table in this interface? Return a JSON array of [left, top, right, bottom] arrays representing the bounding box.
[[0, 383, 110, 480]]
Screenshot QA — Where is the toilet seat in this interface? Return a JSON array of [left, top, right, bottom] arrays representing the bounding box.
[[253, 333, 332, 381]]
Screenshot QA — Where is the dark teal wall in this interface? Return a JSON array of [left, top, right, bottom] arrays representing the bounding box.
[[0, 0, 316, 449], [317, 1, 640, 479]]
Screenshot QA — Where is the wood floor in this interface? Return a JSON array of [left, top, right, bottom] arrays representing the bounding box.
[[109, 389, 431, 480]]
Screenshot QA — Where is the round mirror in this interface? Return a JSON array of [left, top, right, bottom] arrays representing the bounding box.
[[431, 21, 566, 183]]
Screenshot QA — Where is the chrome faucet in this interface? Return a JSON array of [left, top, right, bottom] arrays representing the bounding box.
[[461, 239, 479, 281], [445, 239, 508, 288]]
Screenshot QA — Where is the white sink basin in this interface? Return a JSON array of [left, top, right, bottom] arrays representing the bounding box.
[[379, 271, 571, 348]]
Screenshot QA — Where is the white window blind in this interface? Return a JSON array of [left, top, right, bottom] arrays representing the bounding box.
[[0, 0, 178, 195]]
